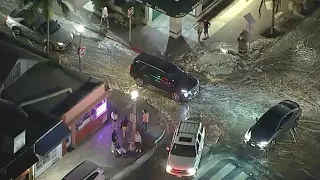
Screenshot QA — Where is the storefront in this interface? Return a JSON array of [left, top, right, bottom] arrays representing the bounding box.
[[35, 144, 62, 178], [137, 0, 204, 39], [61, 83, 109, 153]]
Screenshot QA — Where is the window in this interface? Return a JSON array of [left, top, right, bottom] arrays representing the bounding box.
[[280, 112, 294, 127], [86, 172, 99, 180], [171, 144, 196, 157], [75, 112, 91, 131], [197, 134, 201, 143], [11, 62, 21, 81], [196, 142, 200, 153], [179, 137, 192, 142]]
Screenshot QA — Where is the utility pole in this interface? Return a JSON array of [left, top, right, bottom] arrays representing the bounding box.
[[127, 6, 134, 43]]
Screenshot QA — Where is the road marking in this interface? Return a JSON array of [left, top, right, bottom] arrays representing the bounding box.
[[232, 171, 249, 180], [195, 155, 221, 179], [208, 163, 236, 180]]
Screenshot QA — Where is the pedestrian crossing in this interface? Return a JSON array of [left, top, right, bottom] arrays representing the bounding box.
[[194, 153, 253, 180]]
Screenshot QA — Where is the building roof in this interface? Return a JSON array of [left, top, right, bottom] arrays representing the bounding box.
[[0, 100, 61, 176], [2, 62, 102, 117], [0, 99, 28, 138], [135, 0, 202, 17], [0, 31, 58, 85]]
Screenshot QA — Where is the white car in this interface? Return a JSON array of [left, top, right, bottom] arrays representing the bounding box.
[[6, 8, 73, 50], [166, 118, 205, 177]]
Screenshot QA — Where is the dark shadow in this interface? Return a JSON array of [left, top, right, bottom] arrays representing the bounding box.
[[201, 0, 236, 20], [261, 27, 285, 38], [164, 36, 191, 60]]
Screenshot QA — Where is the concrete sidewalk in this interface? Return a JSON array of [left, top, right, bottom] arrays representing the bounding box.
[[72, 0, 291, 59], [37, 90, 165, 180]]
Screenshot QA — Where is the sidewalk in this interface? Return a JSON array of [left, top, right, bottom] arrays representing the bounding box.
[[37, 90, 164, 180]]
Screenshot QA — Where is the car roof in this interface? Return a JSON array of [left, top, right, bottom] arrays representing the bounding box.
[[134, 53, 177, 72], [260, 104, 291, 123], [174, 120, 201, 145], [62, 161, 99, 180]]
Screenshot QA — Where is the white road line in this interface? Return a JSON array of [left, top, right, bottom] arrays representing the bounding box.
[[195, 155, 221, 179], [232, 172, 249, 180], [209, 163, 236, 180]]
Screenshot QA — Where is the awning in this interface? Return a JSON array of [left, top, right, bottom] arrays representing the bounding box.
[[4, 148, 38, 179], [35, 122, 71, 156], [135, 0, 204, 18]]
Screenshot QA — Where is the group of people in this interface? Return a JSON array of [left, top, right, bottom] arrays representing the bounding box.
[[195, 19, 211, 42], [110, 109, 150, 157]]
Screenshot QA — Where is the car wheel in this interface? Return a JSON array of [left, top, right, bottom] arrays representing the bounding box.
[[12, 27, 21, 35], [172, 92, 181, 102], [135, 78, 144, 87]]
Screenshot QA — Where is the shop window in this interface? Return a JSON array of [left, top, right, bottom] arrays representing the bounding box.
[[75, 112, 91, 131], [91, 99, 107, 120]]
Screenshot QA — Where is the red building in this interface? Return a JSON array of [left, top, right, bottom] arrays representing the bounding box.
[[3, 62, 110, 178]]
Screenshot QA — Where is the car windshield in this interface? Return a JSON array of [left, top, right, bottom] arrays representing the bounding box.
[[167, 66, 184, 80], [171, 144, 196, 157], [256, 108, 283, 131], [40, 20, 60, 35]]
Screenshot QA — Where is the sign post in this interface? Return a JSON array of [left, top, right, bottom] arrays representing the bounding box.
[[244, 13, 255, 53], [127, 6, 134, 43]]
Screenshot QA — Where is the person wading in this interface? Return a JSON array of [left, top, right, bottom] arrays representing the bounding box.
[[195, 21, 204, 42], [203, 19, 211, 40]]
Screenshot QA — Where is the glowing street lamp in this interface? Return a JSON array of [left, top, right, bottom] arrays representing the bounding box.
[[131, 90, 138, 133]]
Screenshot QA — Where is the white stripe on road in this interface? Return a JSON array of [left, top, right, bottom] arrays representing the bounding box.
[[195, 155, 220, 179], [232, 172, 249, 180], [209, 163, 236, 180]]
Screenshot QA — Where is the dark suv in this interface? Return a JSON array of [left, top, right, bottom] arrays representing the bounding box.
[[129, 53, 199, 102]]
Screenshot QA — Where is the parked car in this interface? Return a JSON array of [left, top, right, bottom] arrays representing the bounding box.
[[244, 100, 302, 150], [166, 118, 205, 177], [129, 53, 199, 102], [6, 8, 73, 50], [62, 161, 105, 180]]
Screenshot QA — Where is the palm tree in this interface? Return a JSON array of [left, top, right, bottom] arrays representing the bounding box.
[[21, 0, 70, 52], [259, 0, 281, 36]]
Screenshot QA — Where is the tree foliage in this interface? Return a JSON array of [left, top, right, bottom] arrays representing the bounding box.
[[20, 0, 70, 52]]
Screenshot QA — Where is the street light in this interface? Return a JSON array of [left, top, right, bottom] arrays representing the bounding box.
[[131, 90, 139, 133], [75, 24, 84, 72]]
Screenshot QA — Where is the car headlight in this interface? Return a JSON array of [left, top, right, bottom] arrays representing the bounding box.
[[181, 89, 188, 93], [57, 42, 64, 46], [187, 168, 196, 175], [257, 141, 268, 148], [244, 130, 251, 142], [166, 165, 172, 172]]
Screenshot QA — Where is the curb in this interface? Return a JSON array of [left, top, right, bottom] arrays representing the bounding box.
[[83, 24, 143, 54], [110, 129, 166, 180]]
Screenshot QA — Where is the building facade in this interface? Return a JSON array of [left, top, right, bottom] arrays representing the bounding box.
[[139, 0, 224, 39]]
